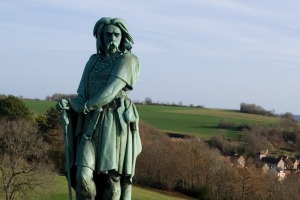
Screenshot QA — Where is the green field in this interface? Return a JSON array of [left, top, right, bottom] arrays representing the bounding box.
[[23, 99, 279, 138], [0, 175, 192, 200], [23, 99, 56, 116], [137, 105, 278, 138]]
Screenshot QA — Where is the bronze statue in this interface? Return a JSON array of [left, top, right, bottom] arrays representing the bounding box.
[[57, 17, 141, 200]]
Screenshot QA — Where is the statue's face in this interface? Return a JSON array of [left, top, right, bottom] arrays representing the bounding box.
[[102, 25, 122, 54]]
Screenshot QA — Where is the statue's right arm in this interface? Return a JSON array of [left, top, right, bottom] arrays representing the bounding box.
[[67, 54, 99, 114], [86, 77, 126, 111]]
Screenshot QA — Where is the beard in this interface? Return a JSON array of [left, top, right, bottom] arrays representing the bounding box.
[[105, 42, 120, 54]]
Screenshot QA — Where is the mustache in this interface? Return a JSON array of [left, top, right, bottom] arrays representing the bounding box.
[[106, 42, 121, 52], [107, 42, 117, 49]]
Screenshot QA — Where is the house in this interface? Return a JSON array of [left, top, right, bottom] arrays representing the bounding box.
[[262, 163, 270, 174], [269, 167, 285, 181], [237, 155, 246, 168], [261, 162, 286, 181], [255, 149, 268, 162], [230, 155, 246, 168], [283, 157, 299, 170], [260, 157, 285, 170]]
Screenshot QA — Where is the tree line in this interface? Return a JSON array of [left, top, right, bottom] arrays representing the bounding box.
[[45, 93, 77, 101]]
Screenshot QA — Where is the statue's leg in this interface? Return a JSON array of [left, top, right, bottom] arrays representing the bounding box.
[[103, 171, 121, 200], [120, 176, 132, 200], [76, 166, 96, 200]]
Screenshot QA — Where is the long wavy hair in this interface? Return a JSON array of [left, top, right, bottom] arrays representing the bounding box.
[[93, 17, 134, 54]]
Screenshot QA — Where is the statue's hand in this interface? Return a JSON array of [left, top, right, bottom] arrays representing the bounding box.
[[69, 99, 88, 114], [56, 99, 70, 111]]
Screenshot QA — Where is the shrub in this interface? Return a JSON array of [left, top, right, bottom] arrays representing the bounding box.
[[0, 95, 33, 121], [240, 102, 275, 116], [218, 118, 236, 129]]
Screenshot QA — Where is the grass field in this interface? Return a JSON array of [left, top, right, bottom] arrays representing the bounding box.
[[23, 99, 56, 116], [23, 99, 279, 138], [136, 104, 278, 138], [0, 175, 192, 200]]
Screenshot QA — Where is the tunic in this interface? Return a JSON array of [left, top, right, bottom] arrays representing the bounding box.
[[72, 52, 141, 178]]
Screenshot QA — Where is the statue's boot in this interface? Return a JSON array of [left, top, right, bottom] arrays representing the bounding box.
[[120, 176, 132, 200]]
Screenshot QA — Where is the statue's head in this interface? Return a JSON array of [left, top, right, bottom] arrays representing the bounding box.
[[93, 18, 134, 54]]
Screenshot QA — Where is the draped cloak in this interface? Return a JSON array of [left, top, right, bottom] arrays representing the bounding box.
[[66, 52, 141, 181]]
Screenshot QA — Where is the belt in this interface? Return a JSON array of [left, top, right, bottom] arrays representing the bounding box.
[[102, 98, 120, 109]]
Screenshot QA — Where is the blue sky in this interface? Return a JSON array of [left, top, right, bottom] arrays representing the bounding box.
[[1, 0, 300, 114]]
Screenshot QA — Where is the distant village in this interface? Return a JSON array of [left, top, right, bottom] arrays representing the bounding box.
[[230, 149, 300, 181]]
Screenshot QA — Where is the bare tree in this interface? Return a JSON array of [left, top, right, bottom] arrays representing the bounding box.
[[0, 120, 50, 200]]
